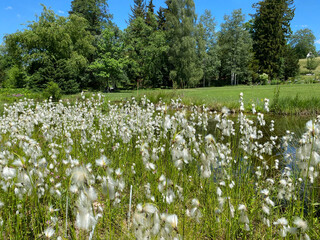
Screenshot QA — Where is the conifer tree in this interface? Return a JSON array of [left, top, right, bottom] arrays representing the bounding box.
[[69, 0, 111, 35], [252, 0, 295, 79], [129, 0, 146, 23], [283, 44, 299, 80], [125, 0, 161, 88], [157, 7, 166, 30], [147, 0, 155, 14], [146, 0, 157, 29]]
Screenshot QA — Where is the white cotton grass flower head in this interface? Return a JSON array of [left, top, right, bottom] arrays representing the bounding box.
[[95, 155, 109, 167], [164, 214, 178, 229], [264, 98, 270, 112], [191, 198, 200, 207], [293, 217, 308, 232], [216, 187, 222, 197], [12, 158, 25, 168], [48, 205, 59, 213], [306, 120, 314, 133], [75, 192, 96, 231], [262, 204, 270, 215], [87, 186, 97, 202], [186, 198, 202, 222], [164, 115, 172, 130], [143, 203, 157, 214], [273, 217, 288, 237], [205, 134, 215, 144], [221, 106, 230, 115], [75, 208, 96, 231], [252, 103, 256, 114], [238, 204, 249, 230], [102, 177, 115, 200], [115, 168, 122, 177], [2, 166, 16, 180], [71, 166, 90, 187], [44, 227, 55, 238], [239, 92, 245, 111], [260, 189, 269, 196]]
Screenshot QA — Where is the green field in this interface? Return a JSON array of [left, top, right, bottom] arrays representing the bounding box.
[[103, 84, 320, 115], [1, 83, 320, 115], [299, 57, 320, 74], [297, 57, 320, 84]]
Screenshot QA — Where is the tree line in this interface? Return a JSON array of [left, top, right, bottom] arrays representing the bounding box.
[[0, 0, 317, 93]]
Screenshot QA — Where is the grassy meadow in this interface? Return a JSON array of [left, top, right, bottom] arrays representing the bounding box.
[[297, 57, 320, 84], [1, 84, 320, 115], [299, 57, 320, 75], [103, 84, 320, 115]]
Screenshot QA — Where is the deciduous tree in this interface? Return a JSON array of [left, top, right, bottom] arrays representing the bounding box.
[[165, 0, 202, 88], [218, 9, 253, 85], [290, 28, 316, 59], [89, 24, 125, 91], [199, 10, 220, 86], [5, 6, 95, 92]]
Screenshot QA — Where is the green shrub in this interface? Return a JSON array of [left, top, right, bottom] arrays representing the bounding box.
[[42, 81, 62, 101], [259, 73, 269, 85], [4, 65, 27, 88], [270, 79, 281, 85], [306, 56, 319, 73], [299, 70, 310, 75]]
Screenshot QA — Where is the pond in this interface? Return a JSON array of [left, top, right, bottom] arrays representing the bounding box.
[[206, 113, 313, 167]]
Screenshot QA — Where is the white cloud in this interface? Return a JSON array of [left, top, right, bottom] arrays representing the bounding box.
[[58, 10, 64, 14], [301, 25, 308, 28], [315, 39, 320, 45], [5, 6, 13, 10]]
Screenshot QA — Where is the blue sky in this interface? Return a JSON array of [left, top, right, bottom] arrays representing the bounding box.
[[1, 0, 320, 49]]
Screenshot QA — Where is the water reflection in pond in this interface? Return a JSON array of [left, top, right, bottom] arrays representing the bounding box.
[[207, 114, 312, 167]]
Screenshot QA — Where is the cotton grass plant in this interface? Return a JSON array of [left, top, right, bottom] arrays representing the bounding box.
[[0, 93, 319, 239]]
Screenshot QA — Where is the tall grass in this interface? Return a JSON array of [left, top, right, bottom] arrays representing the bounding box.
[[0, 93, 319, 239]]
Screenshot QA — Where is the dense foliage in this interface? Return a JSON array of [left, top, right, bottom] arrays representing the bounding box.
[[4, 6, 95, 93], [0, 0, 312, 92], [218, 9, 253, 85], [290, 28, 317, 59]]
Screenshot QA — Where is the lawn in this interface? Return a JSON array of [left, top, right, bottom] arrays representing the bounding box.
[[105, 84, 320, 114], [1, 83, 320, 115]]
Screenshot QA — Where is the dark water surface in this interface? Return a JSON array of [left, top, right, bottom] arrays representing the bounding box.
[[207, 114, 313, 162]]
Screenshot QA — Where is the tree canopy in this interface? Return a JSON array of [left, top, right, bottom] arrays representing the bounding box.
[[5, 5, 95, 92], [69, 0, 111, 35], [218, 9, 253, 85], [0, 0, 304, 92], [290, 28, 316, 59]]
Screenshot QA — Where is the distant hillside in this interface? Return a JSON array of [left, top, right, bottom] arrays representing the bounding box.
[[299, 57, 320, 75]]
